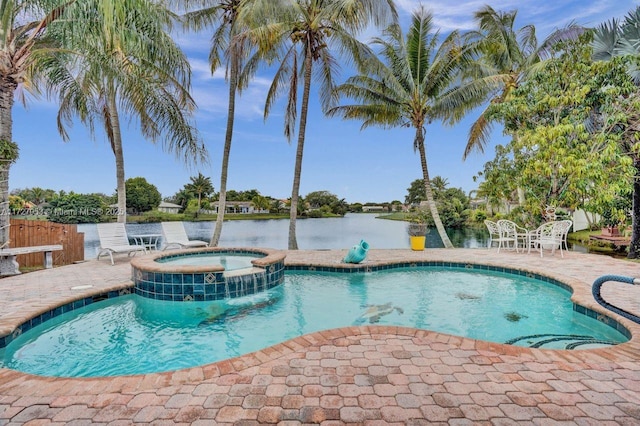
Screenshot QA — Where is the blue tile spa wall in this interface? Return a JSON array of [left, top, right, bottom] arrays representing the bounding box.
[[132, 259, 285, 302]]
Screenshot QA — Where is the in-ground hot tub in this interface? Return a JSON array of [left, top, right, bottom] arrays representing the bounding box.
[[130, 247, 286, 301]]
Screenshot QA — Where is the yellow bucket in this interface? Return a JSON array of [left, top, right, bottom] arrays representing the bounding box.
[[410, 236, 425, 251]]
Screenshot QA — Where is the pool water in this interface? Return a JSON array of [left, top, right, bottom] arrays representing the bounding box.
[[155, 253, 257, 270], [0, 268, 628, 377]]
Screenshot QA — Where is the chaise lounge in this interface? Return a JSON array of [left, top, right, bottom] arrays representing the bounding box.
[[96, 223, 147, 265], [161, 221, 209, 250]]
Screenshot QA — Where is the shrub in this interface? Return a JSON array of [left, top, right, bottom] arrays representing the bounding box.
[[471, 209, 487, 223]]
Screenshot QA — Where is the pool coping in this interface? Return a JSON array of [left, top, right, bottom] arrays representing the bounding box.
[[129, 247, 287, 302], [130, 246, 287, 273]]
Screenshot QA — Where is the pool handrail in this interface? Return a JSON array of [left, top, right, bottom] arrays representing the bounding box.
[[592, 274, 640, 324]]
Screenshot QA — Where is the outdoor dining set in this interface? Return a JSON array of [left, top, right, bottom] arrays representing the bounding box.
[[484, 219, 573, 257]]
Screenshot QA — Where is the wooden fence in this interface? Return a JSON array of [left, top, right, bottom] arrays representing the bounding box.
[[9, 219, 85, 268]]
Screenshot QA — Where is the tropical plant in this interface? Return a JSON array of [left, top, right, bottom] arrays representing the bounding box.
[[47, 192, 106, 224], [245, 0, 396, 249], [456, 5, 585, 159], [487, 35, 634, 228], [251, 194, 270, 211], [40, 0, 206, 224], [592, 6, 640, 258], [185, 173, 215, 211], [405, 177, 469, 228], [270, 198, 284, 213], [12, 187, 57, 205], [328, 7, 467, 248], [184, 0, 257, 247]]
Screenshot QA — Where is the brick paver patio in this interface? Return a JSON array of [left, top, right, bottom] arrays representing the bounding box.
[[1, 248, 639, 424]]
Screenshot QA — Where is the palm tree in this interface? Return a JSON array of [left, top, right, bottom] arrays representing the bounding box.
[[328, 7, 465, 248], [251, 194, 269, 211], [592, 6, 640, 258], [40, 0, 206, 223], [186, 173, 215, 211], [458, 5, 584, 159], [246, 0, 396, 249], [0, 0, 120, 246], [26, 187, 45, 205], [431, 176, 449, 192], [183, 0, 256, 246]]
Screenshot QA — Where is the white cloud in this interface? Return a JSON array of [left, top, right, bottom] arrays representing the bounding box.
[[189, 57, 226, 81], [191, 71, 273, 122]]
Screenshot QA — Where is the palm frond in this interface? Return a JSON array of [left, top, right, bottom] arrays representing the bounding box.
[[464, 113, 494, 159], [406, 7, 432, 84], [593, 18, 620, 61], [537, 23, 586, 61]]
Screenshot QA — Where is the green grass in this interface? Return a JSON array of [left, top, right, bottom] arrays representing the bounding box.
[[568, 229, 598, 244], [376, 212, 411, 221]]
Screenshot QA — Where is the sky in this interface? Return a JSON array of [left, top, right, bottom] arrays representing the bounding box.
[[8, 0, 640, 204]]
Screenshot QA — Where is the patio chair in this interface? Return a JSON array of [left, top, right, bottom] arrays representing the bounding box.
[[528, 220, 572, 257], [559, 219, 573, 251], [496, 219, 527, 253], [96, 223, 147, 265], [497, 219, 530, 252], [161, 221, 209, 250], [485, 219, 518, 252]]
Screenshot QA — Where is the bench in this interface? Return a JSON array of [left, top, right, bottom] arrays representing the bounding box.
[[0, 245, 64, 276]]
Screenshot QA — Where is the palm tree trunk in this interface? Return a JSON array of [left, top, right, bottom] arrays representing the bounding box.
[[0, 76, 17, 246], [628, 157, 640, 259], [288, 49, 313, 250], [107, 88, 127, 224], [416, 128, 453, 248], [211, 48, 239, 247]]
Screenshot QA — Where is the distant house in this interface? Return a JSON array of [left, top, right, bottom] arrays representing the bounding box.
[[158, 201, 182, 214], [210, 201, 269, 214], [362, 205, 387, 213]]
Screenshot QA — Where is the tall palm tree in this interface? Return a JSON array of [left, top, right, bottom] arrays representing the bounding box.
[[458, 5, 584, 159], [246, 0, 396, 249], [593, 6, 640, 258], [186, 172, 215, 210], [40, 0, 206, 223], [183, 0, 256, 246], [328, 7, 465, 248], [0, 0, 124, 246]]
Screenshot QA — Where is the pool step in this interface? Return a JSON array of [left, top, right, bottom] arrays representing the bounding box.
[[223, 266, 265, 277]]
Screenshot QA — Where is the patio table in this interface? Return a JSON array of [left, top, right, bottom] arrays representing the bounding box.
[[130, 234, 161, 252]]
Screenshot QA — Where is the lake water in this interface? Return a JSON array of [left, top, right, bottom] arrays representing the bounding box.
[[78, 213, 489, 259]]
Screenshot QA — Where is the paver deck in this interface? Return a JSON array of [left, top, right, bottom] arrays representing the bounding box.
[[1, 248, 639, 424]]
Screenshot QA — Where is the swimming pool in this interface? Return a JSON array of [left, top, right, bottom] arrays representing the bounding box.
[[0, 267, 627, 377]]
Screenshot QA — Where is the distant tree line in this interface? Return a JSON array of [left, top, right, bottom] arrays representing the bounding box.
[[11, 173, 470, 224]]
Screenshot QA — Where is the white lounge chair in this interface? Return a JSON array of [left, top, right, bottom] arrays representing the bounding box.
[[161, 222, 209, 250], [96, 223, 147, 265]]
